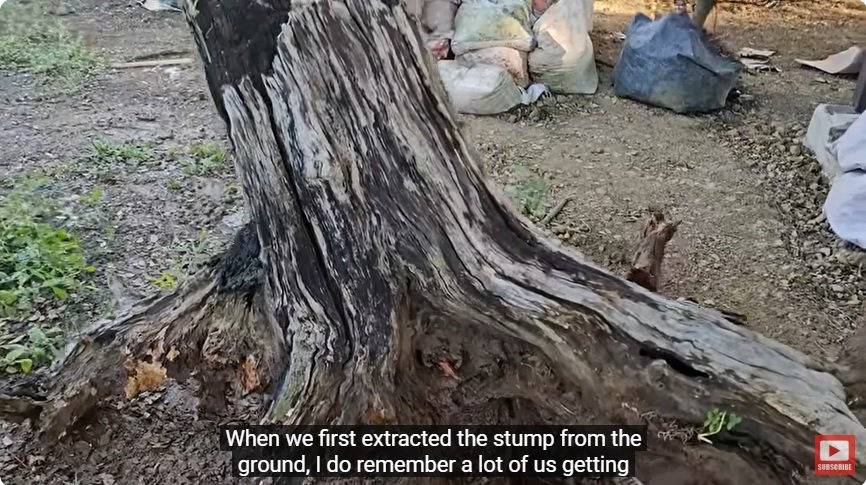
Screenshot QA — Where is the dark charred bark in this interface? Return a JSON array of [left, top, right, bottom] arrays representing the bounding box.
[[4, 1, 866, 483]]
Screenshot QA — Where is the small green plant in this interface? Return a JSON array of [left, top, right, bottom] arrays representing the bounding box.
[[82, 186, 104, 206], [89, 140, 153, 166], [0, 180, 94, 317], [1, 325, 63, 374], [167, 228, 215, 277], [166, 179, 182, 192], [698, 409, 742, 444], [190, 141, 228, 164], [0, 2, 102, 87], [506, 167, 548, 217], [182, 141, 228, 176], [151, 271, 177, 290]]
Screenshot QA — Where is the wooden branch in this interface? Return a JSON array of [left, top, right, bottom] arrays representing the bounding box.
[[627, 211, 680, 291], [540, 196, 573, 226], [110, 58, 193, 69]]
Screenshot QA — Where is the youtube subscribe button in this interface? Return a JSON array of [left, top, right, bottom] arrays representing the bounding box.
[[814, 435, 856, 476]]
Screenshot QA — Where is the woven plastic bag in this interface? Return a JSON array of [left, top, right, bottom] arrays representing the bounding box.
[[422, 0, 459, 37], [451, 0, 534, 56], [529, 0, 598, 94], [438, 60, 522, 115], [458, 47, 530, 87]]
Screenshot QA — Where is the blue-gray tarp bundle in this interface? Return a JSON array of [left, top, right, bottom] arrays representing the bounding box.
[[613, 13, 740, 113]]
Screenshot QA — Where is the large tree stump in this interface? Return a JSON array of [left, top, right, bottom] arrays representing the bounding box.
[[3, 1, 865, 482]]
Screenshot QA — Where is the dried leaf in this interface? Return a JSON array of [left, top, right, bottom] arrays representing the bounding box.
[[124, 359, 167, 398]]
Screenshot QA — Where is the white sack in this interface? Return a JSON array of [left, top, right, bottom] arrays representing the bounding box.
[[528, 0, 598, 94], [451, 0, 535, 56], [422, 0, 459, 37], [458, 47, 530, 87], [438, 60, 522, 115]]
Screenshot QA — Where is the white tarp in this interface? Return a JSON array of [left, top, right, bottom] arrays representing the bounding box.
[[804, 104, 859, 181], [825, 171, 866, 250], [832, 111, 866, 173], [821, 111, 866, 249]]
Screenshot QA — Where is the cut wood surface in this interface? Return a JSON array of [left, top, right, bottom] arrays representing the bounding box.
[[1, 1, 863, 482]]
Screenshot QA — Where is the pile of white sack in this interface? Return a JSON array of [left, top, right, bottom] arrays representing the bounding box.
[[414, 0, 597, 115]]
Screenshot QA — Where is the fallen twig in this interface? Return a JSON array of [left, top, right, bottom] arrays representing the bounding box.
[[541, 196, 574, 226], [127, 49, 192, 62], [110, 58, 193, 69]]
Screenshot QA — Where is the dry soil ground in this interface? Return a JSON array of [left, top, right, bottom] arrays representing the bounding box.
[[0, 0, 865, 483]]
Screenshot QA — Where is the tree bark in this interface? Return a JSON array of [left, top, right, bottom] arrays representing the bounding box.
[[4, 1, 866, 482]]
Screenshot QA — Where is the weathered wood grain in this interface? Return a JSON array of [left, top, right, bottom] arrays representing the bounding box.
[[4, 1, 863, 482]]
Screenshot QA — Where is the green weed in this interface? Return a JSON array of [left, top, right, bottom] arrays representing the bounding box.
[[82, 186, 104, 206], [698, 409, 742, 444], [88, 140, 153, 166], [0, 2, 102, 87], [151, 271, 177, 290], [151, 230, 216, 289], [506, 167, 548, 218], [181, 141, 228, 176], [0, 325, 62, 374], [166, 179, 182, 192], [0, 177, 94, 317]]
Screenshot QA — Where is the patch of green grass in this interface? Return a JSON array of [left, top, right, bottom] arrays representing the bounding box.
[[166, 179, 182, 192], [0, 324, 62, 374], [0, 2, 102, 87], [181, 141, 228, 176], [505, 167, 548, 218], [82, 186, 104, 206], [88, 140, 154, 166], [0, 177, 94, 318]]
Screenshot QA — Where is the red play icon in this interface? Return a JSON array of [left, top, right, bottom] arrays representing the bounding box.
[[815, 435, 856, 476]]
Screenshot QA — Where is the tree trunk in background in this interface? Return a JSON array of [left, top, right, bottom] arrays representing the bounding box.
[[7, 1, 866, 482]]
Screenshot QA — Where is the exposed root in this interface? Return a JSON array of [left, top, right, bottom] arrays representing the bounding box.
[[627, 211, 680, 291], [1, 224, 284, 440]]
